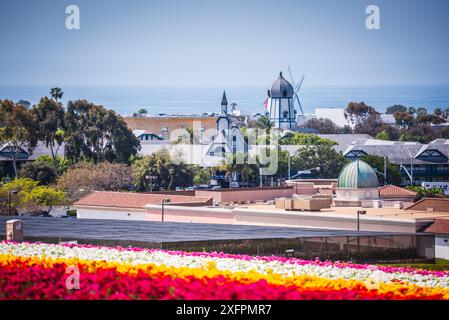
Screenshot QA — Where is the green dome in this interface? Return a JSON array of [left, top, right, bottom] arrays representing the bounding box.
[[337, 160, 379, 189]]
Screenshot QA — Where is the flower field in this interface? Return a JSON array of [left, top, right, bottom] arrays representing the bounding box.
[[0, 241, 449, 300]]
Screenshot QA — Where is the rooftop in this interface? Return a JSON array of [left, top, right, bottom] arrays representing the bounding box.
[[405, 198, 449, 213], [423, 219, 449, 235], [337, 159, 379, 189], [379, 185, 417, 199], [0, 216, 419, 243], [74, 191, 212, 209], [236, 203, 449, 221]]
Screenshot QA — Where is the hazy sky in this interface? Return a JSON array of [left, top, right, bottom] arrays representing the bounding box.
[[1, 0, 449, 86]]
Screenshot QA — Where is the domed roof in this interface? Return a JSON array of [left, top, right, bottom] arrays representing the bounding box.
[[270, 72, 294, 98], [338, 160, 379, 189]]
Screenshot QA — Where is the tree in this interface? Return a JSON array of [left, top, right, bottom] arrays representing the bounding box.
[[0, 178, 66, 215], [345, 102, 379, 126], [64, 100, 140, 164], [132, 149, 194, 191], [0, 100, 38, 177], [32, 97, 65, 169], [138, 108, 148, 115], [256, 115, 272, 134], [400, 125, 438, 144], [303, 118, 341, 134], [353, 113, 384, 136], [416, 107, 427, 117], [292, 145, 348, 179], [386, 105, 407, 114], [57, 162, 135, 201], [17, 100, 31, 108], [18, 161, 57, 185], [416, 114, 446, 125], [280, 132, 337, 147], [21, 186, 68, 215], [375, 130, 389, 141], [394, 112, 415, 129], [50, 87, 63, 102], [361, 154, 401, 185], [407, 107, 416, 115], [174, 128, 200, 144], [440, 126, 449, 139], [35, 155, 69, 175], [193, 168, 211, 186], [406, 186, 444, 200], [218, 152, 259, 186], [434, 108, 443, 117]]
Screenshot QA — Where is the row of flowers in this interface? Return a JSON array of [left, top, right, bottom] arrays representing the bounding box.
[[1, 241, 448, 300]]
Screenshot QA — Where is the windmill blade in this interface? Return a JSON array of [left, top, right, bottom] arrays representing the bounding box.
[[295, 95, 304, 116], [295, 75, 305, 95], [287, 65, 297, 88]]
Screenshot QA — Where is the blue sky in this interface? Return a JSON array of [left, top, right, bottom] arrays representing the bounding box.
[[1, 0, 449, 86]]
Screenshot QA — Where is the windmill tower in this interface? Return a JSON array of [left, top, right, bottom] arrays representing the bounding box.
[[265, 71, 296, 130]]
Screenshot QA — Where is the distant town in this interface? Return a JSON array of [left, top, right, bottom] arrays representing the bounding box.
[[2, 0, 449, 303]]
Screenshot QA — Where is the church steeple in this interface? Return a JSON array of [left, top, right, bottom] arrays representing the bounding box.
[[221, 90, 228, 114]]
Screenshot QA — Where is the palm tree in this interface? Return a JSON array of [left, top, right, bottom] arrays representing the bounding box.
[[50, 87, 64, 102]]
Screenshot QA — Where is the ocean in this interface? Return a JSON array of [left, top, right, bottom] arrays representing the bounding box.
[[1, 84, 448, 116]]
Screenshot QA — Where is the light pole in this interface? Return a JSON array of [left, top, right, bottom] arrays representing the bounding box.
[[357, 210, 366, 251], [289, 167, 321, 179], [7, 190, 18, 216], [357, 210, 366, 231], [161, 198, 171, 222]]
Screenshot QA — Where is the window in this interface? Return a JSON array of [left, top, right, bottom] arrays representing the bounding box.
[[282, 90, 287, 97], [283, 111, 288, 119]]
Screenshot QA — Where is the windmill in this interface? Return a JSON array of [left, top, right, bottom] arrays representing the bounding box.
[[287, 66, 305, 116]]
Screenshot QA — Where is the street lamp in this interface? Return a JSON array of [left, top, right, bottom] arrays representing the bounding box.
[[145, 174, 157, 192], [290, 167, 321, 179], [357, 210, 366, 231], [357, 210, 367, 251], [161, 198, 171, 222], [7, 190, 18, 216]]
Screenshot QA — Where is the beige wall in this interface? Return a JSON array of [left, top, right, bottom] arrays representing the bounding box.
[[143, 204, 427, 233], [145, 205, 234, 224], [195, 187, 297, 203]]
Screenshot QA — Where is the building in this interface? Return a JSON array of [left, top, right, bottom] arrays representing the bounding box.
[[378, 184, 417, 202], [318, 134, 372, 153], [423, 219, 449, 259], [74, 191, 212, 221], [0, 142, 65, 178], [266, 72, 297, 130], [343, 138, 449, 185], [125, 115, 218, 141], [334, 159, 380, 207]]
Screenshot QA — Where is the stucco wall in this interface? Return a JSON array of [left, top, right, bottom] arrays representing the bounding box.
[[435, 235, 449, 259], [195, 187, 296, 203], [336, 188, 379, 201], [145, 205, 234, 224], [76, 206, 148, 221]]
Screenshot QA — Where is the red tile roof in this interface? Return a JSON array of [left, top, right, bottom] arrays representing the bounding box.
[[379, 185, 417, 198], [405, 198, 449, 212], [74, 191, 212, 209], [423, 219, 449, 235]]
